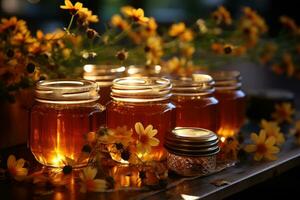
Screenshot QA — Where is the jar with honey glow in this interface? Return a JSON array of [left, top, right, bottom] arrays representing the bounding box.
[[210, 71, 246, 138], [171, 75, 219, 132], [106, 77, 176, 162], [30, 80, 105, 168], [83, 64, 126, 105]]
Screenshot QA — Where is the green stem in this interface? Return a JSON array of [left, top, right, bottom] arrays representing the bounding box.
[[67, 15, 75, 33]]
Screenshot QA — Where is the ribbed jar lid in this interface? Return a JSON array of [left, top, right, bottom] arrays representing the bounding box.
[[35, 79, 99, 104], [164, 127, 220, 157]]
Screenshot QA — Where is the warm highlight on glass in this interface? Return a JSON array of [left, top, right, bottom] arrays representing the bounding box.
[[210, 71, 246, 138], [30, 80, 105, 168], [83, 64, 126, 105], [171, 75, 219, 132], [106, 77, 176, 161]]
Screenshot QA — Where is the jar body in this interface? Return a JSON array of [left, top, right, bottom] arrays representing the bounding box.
[[167, 152, 217, 176], [171, 95, 219, 132], [30, 102, 105, 168], [106, 100, 176, 161], [215, 89, 246, 137]]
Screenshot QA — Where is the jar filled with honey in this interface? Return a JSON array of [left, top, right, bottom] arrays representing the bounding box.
[[106, 77, 176, 162], [83, 64, 126, 105], [210, 71, 246, 138], [30, 80, 105, 168], [171, 75, 219, 132]]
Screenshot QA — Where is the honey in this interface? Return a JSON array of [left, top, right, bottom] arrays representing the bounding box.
[[171, 75, 219, 132], [106, 77, 176, 162], [210, 71, 246, 138], [83, 64, 126, 105], [29, 80, 105, 168]]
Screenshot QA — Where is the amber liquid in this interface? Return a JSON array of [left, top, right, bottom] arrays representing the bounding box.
[[106, 100, 176, 161], [171, 95, 219, 133], [215, 89, 246, 138], [30, 103, 105, 167], [98, 85, 112, 106]]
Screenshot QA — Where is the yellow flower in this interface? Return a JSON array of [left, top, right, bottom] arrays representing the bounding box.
[[212, 6, 232, 25], [121, 5, 135, 16], [261, 119, 285, 146], [211, 43, 224, 54], [10, 32, 35, 46], [244, 130, 280, 161], [79, 167, 107, 193], [0, 17, 27, 34], [135, 122, 159, 154], [144, 17, 157, 34], [280, 16, 299, 35], [78, 8, 99, 24], [60, 0, 84, 14], [180, 44, 195, 58], [272, 102, 295, 124], [111, 14, 130, 30], [145, 36, 163, 65], [222, 137, 239, 161], [179, 29, 194, 42], [196, 19, 208, 34], [169, 22, 186, 37], [7, 155, 28, 181], [109, 126, 133, 147], [125, 8, 149, 24]]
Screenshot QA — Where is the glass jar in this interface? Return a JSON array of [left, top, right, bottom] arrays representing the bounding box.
[[210, 71, 246, 138], [171, 74, 219, 132], [165, 127, 220, 176], [106, 77, 176, 162], [30, 80, 105, 168], [83, 64, 126, 105]]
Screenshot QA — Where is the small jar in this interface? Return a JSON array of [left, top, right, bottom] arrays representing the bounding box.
[[210, 71, 246, 138], [171, 75, 219, 132], [83, 64, 126, 105], [107, 77, 176, 162], [30, 80, 105, 168], [165, 127, 220, 176]]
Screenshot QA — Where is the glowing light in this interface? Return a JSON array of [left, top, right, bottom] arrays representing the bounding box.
[[220, 136, 226, 143], [51, 150, 65, 167], [83, 64, 94, 73], [181, 194, 200, 200], [154, 65, 161, 72]]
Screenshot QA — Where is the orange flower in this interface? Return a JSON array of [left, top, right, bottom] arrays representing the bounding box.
[[144, 17, 157, 34], [111, 14, 130, 30], [79, 167, 107, 193], [78, 8, 99, 24], [244, 130, 279, 161], [212, 6, 232, 25], [7, 155, 28, 181], [145, 36, 163, 65], [10, 32, 35, 46], [125, 8, 149, 24], [272, 102, 295, 124], [169, 22, 186, 37], [0, 17, 27, 34], [135, 122, 159, 154], [280, 16, 299, 35], [179, 29, 194, 42], [60, 0, 84, 14]]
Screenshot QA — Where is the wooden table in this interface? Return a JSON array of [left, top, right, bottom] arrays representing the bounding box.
[[1, 133, 300, 200]]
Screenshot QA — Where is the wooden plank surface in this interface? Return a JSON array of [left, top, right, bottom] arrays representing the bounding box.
[[1, 134, 300, 200]]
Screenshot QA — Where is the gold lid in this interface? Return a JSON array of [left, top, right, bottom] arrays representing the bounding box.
[[164, 127, 220, 156]]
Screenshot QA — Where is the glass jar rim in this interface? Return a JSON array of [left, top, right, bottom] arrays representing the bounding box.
[[209, 70, 242, 90], [172, 74, 215, 96], [111, 76, 172, 102], [83, 64, 126, 86], [35, 79, 99, 104]]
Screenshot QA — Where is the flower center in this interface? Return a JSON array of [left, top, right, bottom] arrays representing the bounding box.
[[256, 143, 267, 154], [140, 134, 149, 144]]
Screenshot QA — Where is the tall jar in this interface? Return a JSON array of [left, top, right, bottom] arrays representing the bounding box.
[[30, 80, 105, 168], [107, 77, 176, 162], [210, 71, 246, 138], [83, 64, 126, 105], [171, 75, 219, 133]]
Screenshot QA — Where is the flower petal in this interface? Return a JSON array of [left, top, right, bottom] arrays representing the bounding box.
[[268, 146, 280, 154], [250, 133, 258, 143], [254, 153, 263, 161], [135, 122, 144, 135], [83, 167, 97, 180], [16, 158, 26, 168], [264, 153, 277, 161], [265, 136, 276, 147], [258, 130, 266, 143], [149, 137, 160, 146], [244, 144, 257, 153], [144, 125, 153, 135], [7, 155, 16, 169]]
